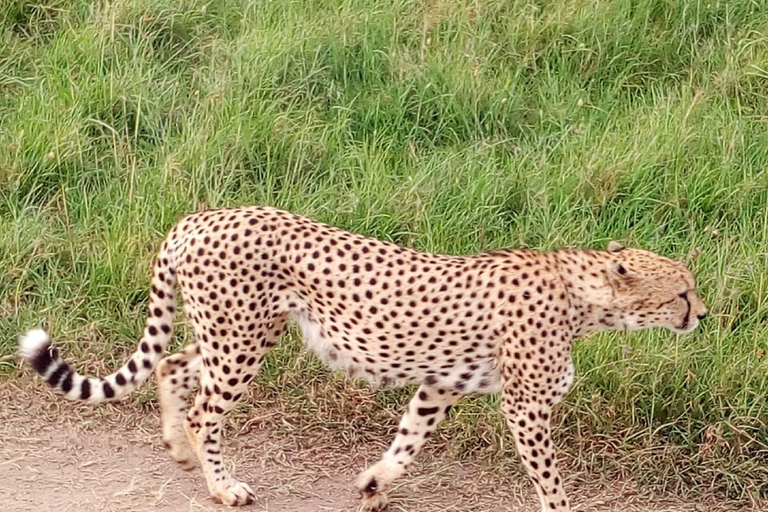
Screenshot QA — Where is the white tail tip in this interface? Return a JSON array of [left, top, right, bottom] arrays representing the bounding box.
[[19, 328, 51, 361]]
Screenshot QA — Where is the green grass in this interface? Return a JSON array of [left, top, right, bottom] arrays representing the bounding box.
[[2, 0, 768, 501]]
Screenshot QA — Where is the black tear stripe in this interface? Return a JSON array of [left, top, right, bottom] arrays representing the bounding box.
[[681, 295, 692, 330]]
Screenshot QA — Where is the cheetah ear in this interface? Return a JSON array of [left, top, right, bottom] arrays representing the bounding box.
[[605, 261, 637, 291], [607, 241, 625, 253], [684, 247, 701, 265]]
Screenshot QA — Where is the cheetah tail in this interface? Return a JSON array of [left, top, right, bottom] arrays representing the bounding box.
[[18, 238, 178, 403]]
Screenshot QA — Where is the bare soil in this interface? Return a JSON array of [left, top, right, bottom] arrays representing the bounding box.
[[0, 379, 757, 512]]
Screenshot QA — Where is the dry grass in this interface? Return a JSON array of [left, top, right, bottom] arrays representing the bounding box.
[[2, 377, 760, 512]]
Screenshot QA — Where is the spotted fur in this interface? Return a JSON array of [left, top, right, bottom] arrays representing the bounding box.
[[20, 207, 707, 511]]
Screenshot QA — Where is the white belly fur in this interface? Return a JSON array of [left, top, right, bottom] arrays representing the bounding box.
[[286, 296, 503, 393]]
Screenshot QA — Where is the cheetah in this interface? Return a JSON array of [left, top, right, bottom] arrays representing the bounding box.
[[19, 206, 707, 512]]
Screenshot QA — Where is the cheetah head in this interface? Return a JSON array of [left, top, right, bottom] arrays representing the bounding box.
[[603, 241, 707, 334]]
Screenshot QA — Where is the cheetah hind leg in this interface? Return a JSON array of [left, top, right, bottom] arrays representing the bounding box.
[[184, 368, 258, 506], [183, 315, 288, 506], [156, 343, 202, 470]]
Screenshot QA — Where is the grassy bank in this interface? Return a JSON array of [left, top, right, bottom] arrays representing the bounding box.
[[1, 0, 767, 501]]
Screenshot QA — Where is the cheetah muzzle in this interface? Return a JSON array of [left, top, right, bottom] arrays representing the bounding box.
[[19, 207, 707, 512]]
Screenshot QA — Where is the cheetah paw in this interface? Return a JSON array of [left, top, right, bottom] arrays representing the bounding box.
[[214, 481, 257, 506], [163, 440, 197, 470], [175, 456, 197, 471], [357, 475, 389, 511], [359, 490, 388, 511]]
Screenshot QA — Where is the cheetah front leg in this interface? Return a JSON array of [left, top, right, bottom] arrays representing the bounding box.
[[502, 388, 571, 512], [356, 384, 462, 511], [156, 343, 202, 469]]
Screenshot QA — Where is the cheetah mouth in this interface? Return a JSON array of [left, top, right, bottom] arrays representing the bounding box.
[[673, 321, 698, 334]]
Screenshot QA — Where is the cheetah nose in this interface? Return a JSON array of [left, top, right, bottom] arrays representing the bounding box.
[[697, 312, 707, 320]]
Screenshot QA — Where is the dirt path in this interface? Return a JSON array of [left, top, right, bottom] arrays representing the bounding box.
[[0, 380, 754, 512]]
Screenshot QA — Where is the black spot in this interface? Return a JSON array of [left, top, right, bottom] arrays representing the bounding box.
[[417, 406, 439, 416], [115, 373, 127, 386], [103, 382, 115, 398]]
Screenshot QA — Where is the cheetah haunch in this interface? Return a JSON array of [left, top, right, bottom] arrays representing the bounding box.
[[19, 207, 706, 511]]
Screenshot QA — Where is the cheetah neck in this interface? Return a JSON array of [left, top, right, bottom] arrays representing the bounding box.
[[554, 250, 624, 337]]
